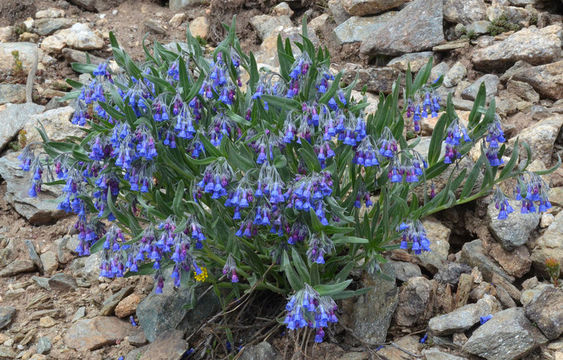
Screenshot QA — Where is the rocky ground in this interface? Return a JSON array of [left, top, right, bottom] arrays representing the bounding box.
[[0, 0, 563, 359]]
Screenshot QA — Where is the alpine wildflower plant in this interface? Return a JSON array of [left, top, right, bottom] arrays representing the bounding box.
[[19, 18, 559, 347]]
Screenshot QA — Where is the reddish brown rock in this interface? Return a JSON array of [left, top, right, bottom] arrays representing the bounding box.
[[489, 243, 532, 278], [115, 294, 142, 318], [64, 316, 141, 351]]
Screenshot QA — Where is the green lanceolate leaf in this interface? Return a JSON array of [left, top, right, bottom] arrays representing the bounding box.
[[314, 279, 351, 297], [282, 250, 304, 291], [172, 180, 185, 215], [428, 113, 447, 166]]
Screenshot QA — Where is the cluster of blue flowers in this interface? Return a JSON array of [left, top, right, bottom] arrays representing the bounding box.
[[397, 220, 431, 254], [406, 90, 441, 132], [284, 284, 338, 343]]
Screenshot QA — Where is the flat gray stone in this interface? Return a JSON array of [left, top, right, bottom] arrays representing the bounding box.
[[138, 330, 188, 360], [341, 63, 400, 94], [239, 341, 281, 360], [463, 307, 548, 360], [388, 261, 422, 282], [48, 273, 78, 292], [36, 336, 52, 355], [443, 61, 467, 88], [0, 306, 16, 330], [333, 12, 396, 45], [99, 286, 134, 316], [0, 259, 36, 277], [428, 295, 498, 335], [388, 51, 435, 73], [461, 74, 499, 101], [360, 0, 444, 56], [25, 240, 44, 274], [169, 0, 204, 11], [511, 60, 563, 101], [394, 276, 435, 327], [250, 15, 293, 40], [531, 211, 563, 277]]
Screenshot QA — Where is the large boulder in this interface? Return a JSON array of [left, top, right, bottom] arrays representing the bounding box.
[[360, 0, 444, 56], [472, 25, 561, 71], [508, 115, 563, 166], [23, 106, 81, 144], [463, 307, 548, 360]]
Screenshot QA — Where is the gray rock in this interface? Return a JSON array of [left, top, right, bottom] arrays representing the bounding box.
[[525, 286, 563, 340], [0, 306, 16, 330], [461, 74, 499, 101], [48, 273, 78, 291], [128, 330, 148, 346], [0, 42, 41, 74], [341, 63, 400, 94], [41, 23, 104, 53], [32, 276, 51, 290], [345, 263, 398, 344], [136, 330, 186, 360], [416, 218, 450, 273], [506, 79, 539, 103], [531, 211, 563, 277], [431, 62, 450, 82], [0, 345, 16, 359], [36, 337, 52, 355], [508, 115, 563, 166], [0, 84, 26, 105], [34, 18, 73, 36], [360, 0, 444, 56], [388, 51, 435, 73], [463, 307, 548, 360], [35, 8, 65, 19], [465, 20, 491, 35], [428, 295, 498, 335], [137, 272, 220, 342], [144, 19, 166, 35], [333, 12, 396, 45], [341, 0, 408, 16], [460, 239, 514, 283], [169, 0, 203, 11], [328, 0, 351, 25], [0, 259, 36, 277], [40, 251, 58, 274], [422, 348, 469, 360], [250, 15, 293, 40], [511, 60, 563, 101], [472, 25, 562, 71], [488, 200, 540, 250], [434, 262, 472, 285], [68, 0, 96, 11], [520, 283, 552, 306], [443, 61, 467, 88], [389, 261, 422, 282], [487, 5, 532, 27], [72, 306, 86, 322], [452, 97, 474, 111], [99, 286, 134, 316], [0, 152, 67, 224], [239, 341, 281, 360], [394, 276, 435, 326], [0, 103, 44, 151], [61, 48, 104, 65], [69, 251, 102, 285], [25, 240, 44, 274], [443, 0, 487, 25]]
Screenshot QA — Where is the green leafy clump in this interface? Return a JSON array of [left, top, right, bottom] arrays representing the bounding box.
[[19, 17, 557, 349], [487, 14, 521, 36]]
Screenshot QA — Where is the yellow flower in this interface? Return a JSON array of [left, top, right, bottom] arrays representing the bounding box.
[[194, 267, 208, 282]]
